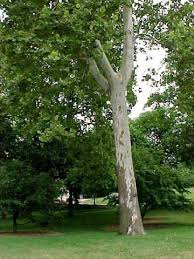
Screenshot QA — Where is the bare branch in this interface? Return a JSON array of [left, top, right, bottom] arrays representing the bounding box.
[[137, 33, 160, 44], [94, 40, 116, 85], [89, 58, 110, 92], [120, 4, 134, 86]]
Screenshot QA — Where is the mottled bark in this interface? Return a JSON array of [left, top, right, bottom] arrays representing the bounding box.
[[89, 1, 144, 235], [110, 76, 144, 235]]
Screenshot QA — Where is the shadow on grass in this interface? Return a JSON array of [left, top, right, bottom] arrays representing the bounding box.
[[1, 206, 194, 235]]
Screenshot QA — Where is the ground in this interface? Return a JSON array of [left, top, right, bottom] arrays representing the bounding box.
[[0, 191, 194, 259]]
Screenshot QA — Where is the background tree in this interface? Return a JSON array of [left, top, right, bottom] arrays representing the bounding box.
[[0, 0, 143, 235], [0, 97, 16, 161], [146, 1, 194, 166], [107, 114, 192, 217], [131, 115, 192, 217], [79, 125, 116, 205], [0, 160, 57, 232]]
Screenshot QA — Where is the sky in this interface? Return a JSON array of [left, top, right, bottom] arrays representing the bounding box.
[[130, 0, 187, 118], [0, 9, 3, 20], [130, 47, 166, 118]]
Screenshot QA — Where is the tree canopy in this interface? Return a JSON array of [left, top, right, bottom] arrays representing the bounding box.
[[0, 0, 193, 235]]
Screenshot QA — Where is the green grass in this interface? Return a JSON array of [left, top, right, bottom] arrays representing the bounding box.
[[80, 197, 108, 206], [0, 207, 194, 259], [82, 187, 194, 206], [1, 225, 194, 259], [0, 189, 193, 258]]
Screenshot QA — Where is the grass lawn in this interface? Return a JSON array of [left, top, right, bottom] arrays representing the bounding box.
[[0, 189, 193, 259], [80, 197, 108, 206], [0, 206, 194, 259]]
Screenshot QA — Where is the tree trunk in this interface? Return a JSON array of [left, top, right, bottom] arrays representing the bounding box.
[[110, 77, 144, 235], [13, 210, 19, 233], [1, 208, 7, 219], [74, 194, 79, 207], [89, 1, 144, 235], [93, 194, 96, 206], [68, 186, 74, 217]]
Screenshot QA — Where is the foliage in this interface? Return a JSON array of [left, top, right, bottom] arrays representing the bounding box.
[[0, 0, 193, 232], [79, 125, 116, 198], [130, 115, 192, 216], [105, 193, 119, 207], [146, 1, 194, 166], [0, 1, 121, 214], [0, 0, 123, 138], [0, 97, 16, 161], [134, 148, 191, 217], [0, 160, 57, 231], [62, 124, 116, 203]]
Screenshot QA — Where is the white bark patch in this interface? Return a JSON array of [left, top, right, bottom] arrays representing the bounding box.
[[127, 226, 132, 235], [127, 200, 132, 210], [132, 213, 138, 224]]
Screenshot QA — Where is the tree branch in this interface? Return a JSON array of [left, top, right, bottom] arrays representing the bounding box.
[[94, 40, 116, 85], [120, 3, 134, 86], [137, 33, 160, 45], [89, 58, 110, 92]]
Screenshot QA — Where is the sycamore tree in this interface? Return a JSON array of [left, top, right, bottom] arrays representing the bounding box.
[[1, 0, 191, 235], [0, 0, 143, 235], [0, 160, 57, 232], [88, 2, 145, 234]]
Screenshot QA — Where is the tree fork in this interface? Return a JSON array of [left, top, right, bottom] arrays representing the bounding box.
[[89, 1, 144, 235]]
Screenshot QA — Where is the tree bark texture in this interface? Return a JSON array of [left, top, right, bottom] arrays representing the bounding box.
[[110, 77, 144, 235]]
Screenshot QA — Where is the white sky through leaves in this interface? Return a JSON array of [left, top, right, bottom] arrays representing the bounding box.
[[131, 47, 166, 118]]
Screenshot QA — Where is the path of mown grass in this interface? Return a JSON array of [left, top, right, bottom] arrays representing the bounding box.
[[0, 207, 194, 259]]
